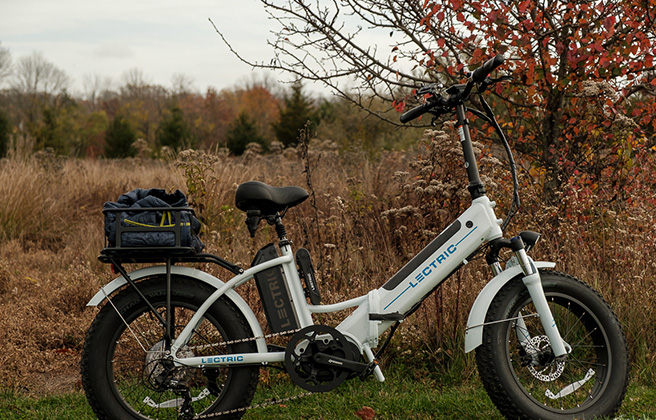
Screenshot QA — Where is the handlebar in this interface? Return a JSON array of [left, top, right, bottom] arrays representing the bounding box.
[[400, 102, 432, 124], [400, 54, 506, 124], [471, 54, 505, 83]]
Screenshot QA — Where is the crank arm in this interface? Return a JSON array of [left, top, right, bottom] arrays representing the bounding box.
[[313, 353, 368, 374]]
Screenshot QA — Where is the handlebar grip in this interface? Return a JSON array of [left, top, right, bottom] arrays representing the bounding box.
[[400, 103, 430, 123], [471, 54, 506, 83]]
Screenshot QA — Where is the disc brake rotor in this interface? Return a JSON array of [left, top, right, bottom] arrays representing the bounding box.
[[525, 335, 565, 382]]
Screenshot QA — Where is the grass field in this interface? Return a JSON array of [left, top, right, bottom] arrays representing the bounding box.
[[2, 366, 655, 420]]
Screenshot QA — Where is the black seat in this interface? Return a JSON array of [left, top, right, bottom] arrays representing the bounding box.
[[235, 181, 309, 214]]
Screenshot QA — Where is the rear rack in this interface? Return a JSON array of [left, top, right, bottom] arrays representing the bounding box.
[[100, 206, 243, 275], [98, 251, 243, 276], [98, 201, 245, 349]]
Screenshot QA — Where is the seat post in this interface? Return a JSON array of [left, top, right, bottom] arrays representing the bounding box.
[[263, 213, 291, 245], [272, 215, 290, 245]]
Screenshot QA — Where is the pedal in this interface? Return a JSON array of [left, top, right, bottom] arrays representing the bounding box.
[[359, 360, 381, 381]]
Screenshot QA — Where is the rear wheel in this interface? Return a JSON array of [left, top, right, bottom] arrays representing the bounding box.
[[81, 276, 259, 420], [476, 270, 629, 420]]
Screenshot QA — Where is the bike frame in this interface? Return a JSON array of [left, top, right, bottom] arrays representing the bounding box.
[[163, 101, 568, 378]]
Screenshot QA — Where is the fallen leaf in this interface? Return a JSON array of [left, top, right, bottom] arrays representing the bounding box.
[[354, 406, 375, 420]]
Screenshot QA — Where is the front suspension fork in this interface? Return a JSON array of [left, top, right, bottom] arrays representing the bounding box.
[[488, 234, 570, 358], [518, 253, 569, 358]]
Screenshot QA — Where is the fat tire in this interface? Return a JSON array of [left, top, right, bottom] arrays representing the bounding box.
[[81, 276, 259, 420], [476, 270, 629, 420]]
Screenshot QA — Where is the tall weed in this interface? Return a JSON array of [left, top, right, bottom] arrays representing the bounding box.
[[0, 129, 655, 393]]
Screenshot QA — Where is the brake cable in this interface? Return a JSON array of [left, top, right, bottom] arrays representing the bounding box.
[[466, 88, 520, 231], [414, 77, 520, 231]]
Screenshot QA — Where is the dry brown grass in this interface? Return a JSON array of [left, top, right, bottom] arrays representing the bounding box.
[[1, 134, 655, 395], [0, 154, 185, 395]]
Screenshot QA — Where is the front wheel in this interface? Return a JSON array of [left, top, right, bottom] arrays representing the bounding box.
[[81, 276, 259, 420], [476, 270, 629, 420]]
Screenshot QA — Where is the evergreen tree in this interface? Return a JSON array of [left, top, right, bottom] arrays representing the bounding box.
[[272, 82, 317, 147], [0, 109, 10, 158], [104, 115, 136, 158], [38, 106, 68, 154], [226, 112, 266, 155], [157, 106, 194, 150]]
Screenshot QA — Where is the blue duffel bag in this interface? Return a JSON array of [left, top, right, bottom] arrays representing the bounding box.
[[104, 188, 204, 253]]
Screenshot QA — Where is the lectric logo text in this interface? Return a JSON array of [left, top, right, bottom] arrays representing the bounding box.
[[201, 355, 244, 364], [413, 244, 457, 283]]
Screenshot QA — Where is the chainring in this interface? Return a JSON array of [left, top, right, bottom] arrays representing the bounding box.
[[284, 325, 354, 392]]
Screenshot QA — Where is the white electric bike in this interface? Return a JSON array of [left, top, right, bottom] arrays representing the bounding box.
[[81, 55, 629, 420]]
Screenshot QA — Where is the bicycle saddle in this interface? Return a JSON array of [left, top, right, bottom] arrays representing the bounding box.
[[235, 181, 309, 215]]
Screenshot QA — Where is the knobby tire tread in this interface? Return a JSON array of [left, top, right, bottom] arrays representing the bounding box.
[[475, 270, 629, 420], [476, 273, 526, 420], [81, 276, 259, 420]]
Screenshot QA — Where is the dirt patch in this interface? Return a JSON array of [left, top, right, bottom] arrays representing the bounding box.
[[21, 364, 82, 397]]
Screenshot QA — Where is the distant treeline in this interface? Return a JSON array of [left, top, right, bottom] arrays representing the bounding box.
[[0, 48, 421, 160]]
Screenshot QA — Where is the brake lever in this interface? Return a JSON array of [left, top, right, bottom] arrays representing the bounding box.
[[494, 75, 514, 83], [479, 75, 513, 93], [417, 83, 443, 97]]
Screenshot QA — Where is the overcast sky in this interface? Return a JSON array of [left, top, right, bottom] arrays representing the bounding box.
[[0, 0, 284, 94]]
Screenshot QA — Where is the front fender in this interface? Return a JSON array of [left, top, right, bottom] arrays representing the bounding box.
[[464, 261, 556, 353], [87, 266, 267, 353]]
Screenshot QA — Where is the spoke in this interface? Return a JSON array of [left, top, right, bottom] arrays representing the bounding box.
[[509, 299, 606, 410], [567, 326, 600, 350], [120, 383, 144, 410], [561, 311, 585, 342], [514, 324, 541, 353], [565, 301, 571, 339], [571, 344, 605, 349], [110, 291, 255, 419], [191, 325, 225, 353], [567, 356, 607, 369]]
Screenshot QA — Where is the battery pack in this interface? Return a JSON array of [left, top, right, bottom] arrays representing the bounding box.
[[252, 244, 299, 333]]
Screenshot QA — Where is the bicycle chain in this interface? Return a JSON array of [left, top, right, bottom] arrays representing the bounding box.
[[185, 327, 317, 419], [185, 328, 301, 352], [193, 391, 316, 419]]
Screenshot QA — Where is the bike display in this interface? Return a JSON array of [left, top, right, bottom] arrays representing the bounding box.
[[81, 55, 629, 420]]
